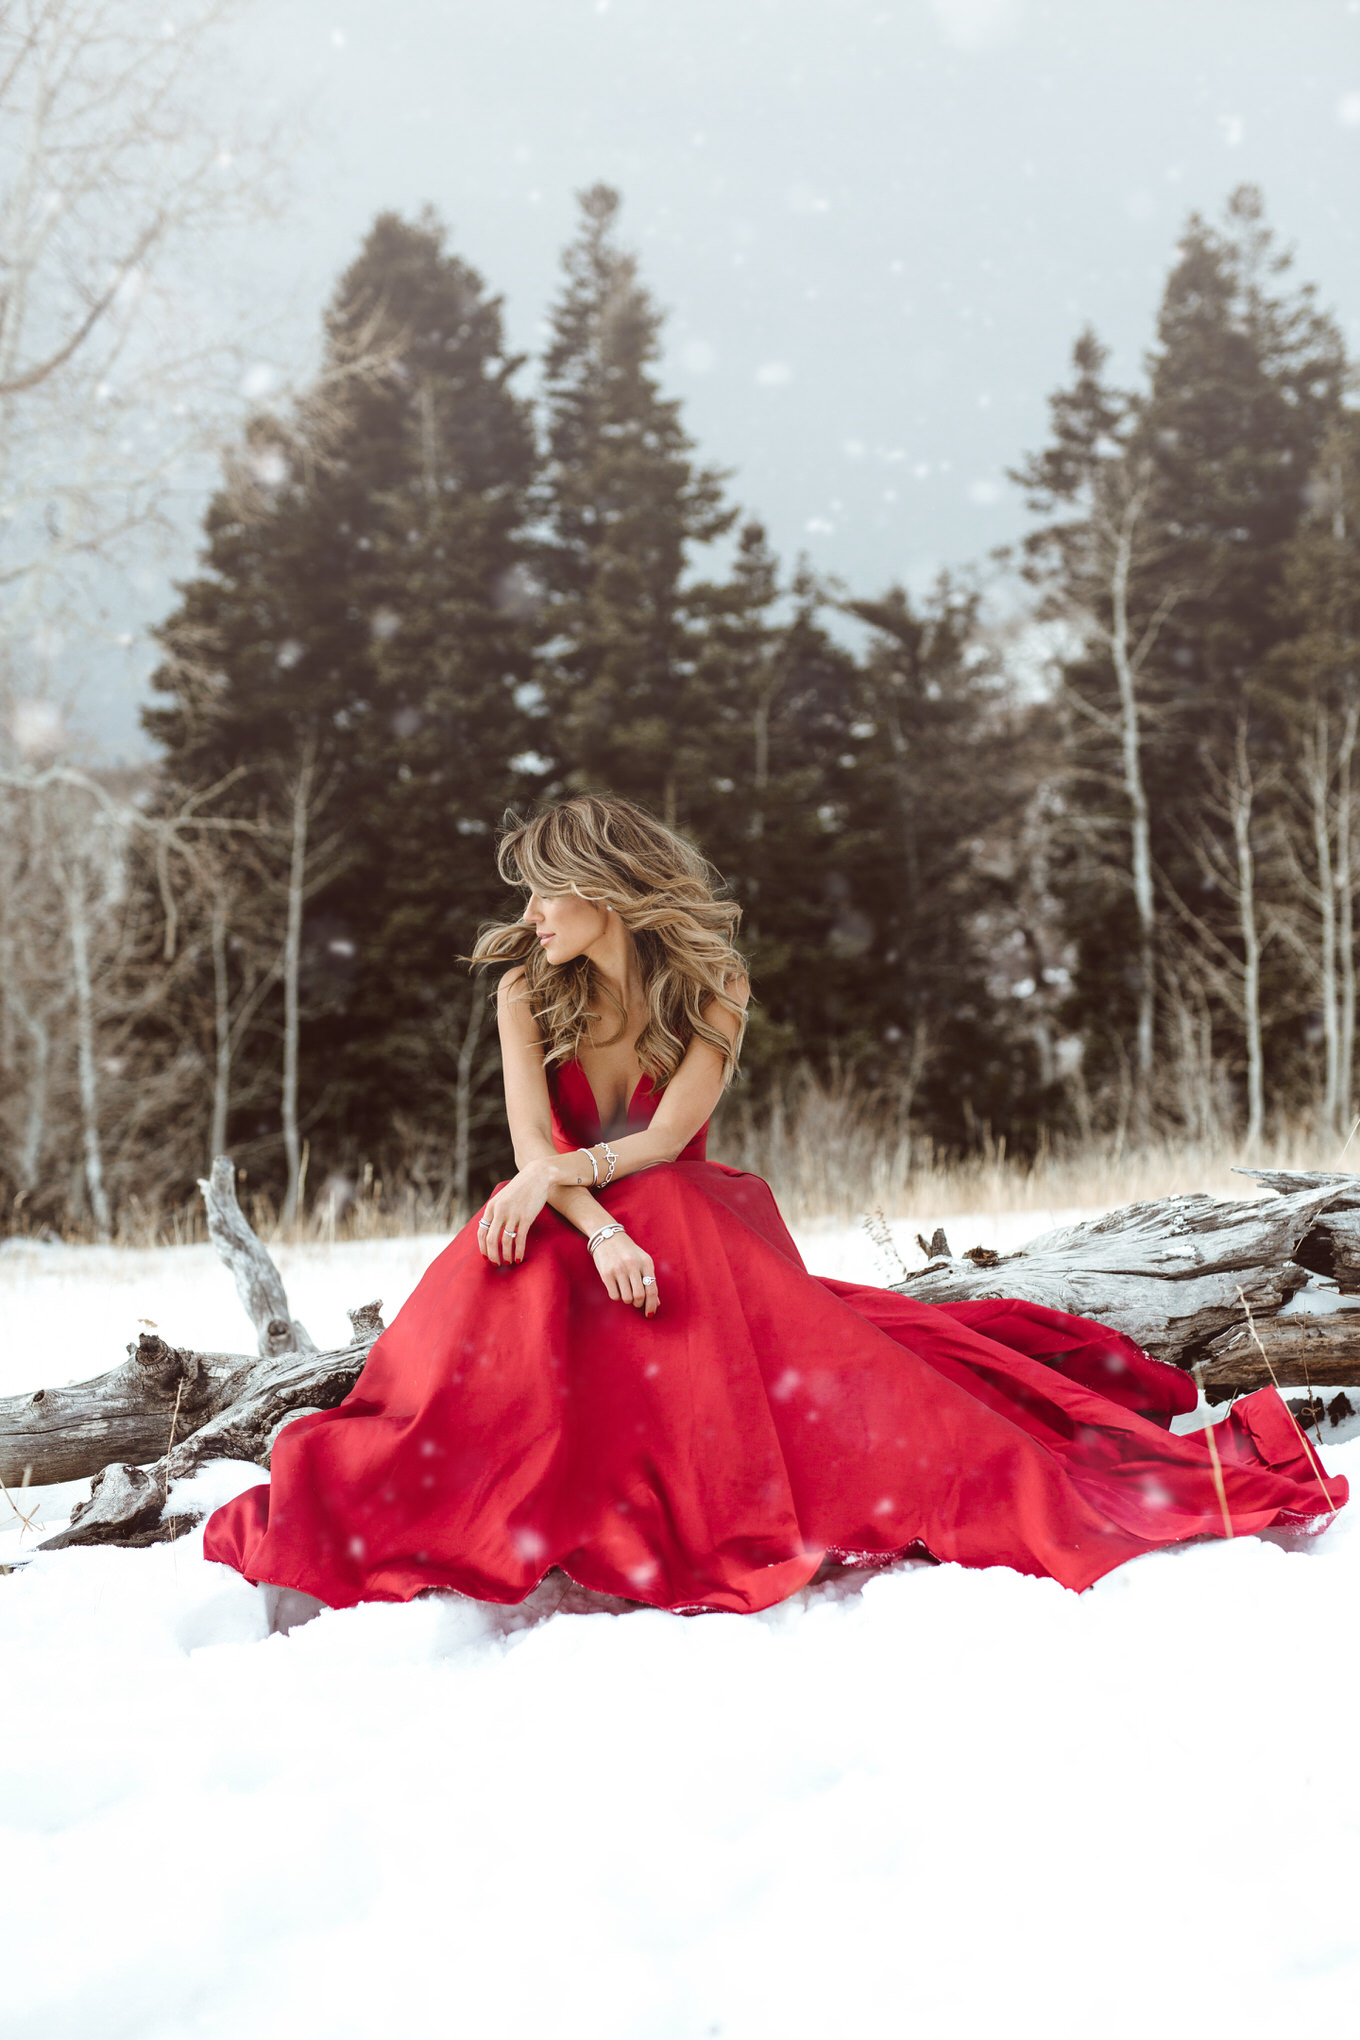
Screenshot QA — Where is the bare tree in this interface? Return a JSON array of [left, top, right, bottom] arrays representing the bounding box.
[[0, 754, 260, 1229], [258, 738, 350, 1225], [1012, 339, 1180, 1143], [1044, 464, 1179, 1141], [1275, 692, 1360, 1140], [451, 991, 487, 1223], [1161, 718, 1274, 1150], [0, 0, 285, 725]]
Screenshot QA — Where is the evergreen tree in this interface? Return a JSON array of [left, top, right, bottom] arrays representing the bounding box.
[[835, 583, 1044, 1143], [145, 210, 537, 1193], [1016, 187, 1349, 1134], [1136, 187, 1347, 710], [537, 185, 736, 819]]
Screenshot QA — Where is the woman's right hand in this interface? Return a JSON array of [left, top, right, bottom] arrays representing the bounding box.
[[593, 1229, 660, 1317], [476, 1161, 552, 1266]]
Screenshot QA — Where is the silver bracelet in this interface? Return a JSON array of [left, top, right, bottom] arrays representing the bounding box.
[[587, 1223, 626, 1256], [574, 1146, 599, 1186], [600, 1140, 618, 1188]]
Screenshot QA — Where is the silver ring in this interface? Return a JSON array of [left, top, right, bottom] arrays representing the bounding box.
[[642, 1275, 656, 1287], [477, 1219, 490, 1230], [505, 1229, 517, 1238]]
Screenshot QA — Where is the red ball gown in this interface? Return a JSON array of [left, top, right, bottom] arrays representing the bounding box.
[[204, 1062, 1348, 1612]]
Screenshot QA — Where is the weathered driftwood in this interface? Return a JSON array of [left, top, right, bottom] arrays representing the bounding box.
[[1234, 1169, 1360, 1292], [37, 1299, 384, 1551], [0, 1159, 331, 1488], [200, 1155, 316, 1357], [1294, 1212, 1360, 1292], [0, 1154, 386, 1550], [893, 1186, 1343, 1367], [1196, 1305, 1360, 1402], [0, 1333, 241, 1487], [1235, 1168, 1360, 1210]]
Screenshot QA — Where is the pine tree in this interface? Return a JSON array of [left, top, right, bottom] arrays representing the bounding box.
[[144, 211, 537, 1197], [836, 582, 1042, 1143], [1015, 188, 1349, 1137], [537, 185, 736, 819]]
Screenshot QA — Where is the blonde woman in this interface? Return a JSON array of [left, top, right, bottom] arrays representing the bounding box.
[[205, 795, 1346, 1614]]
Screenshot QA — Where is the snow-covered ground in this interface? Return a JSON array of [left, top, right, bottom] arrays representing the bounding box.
[[3, 1216, 1359, 2038]]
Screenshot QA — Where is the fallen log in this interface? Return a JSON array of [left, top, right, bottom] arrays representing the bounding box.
[[1233, 1169, 1360, 1293], [1197, 1306, 1360, 1403], [0, 1333, 240, 1488], [893, 1186, 1342, 1367], [37, 1300, 383, 1551], [9, 1163, 1360, 1557], [0, 1155, 387, 1551], [0, 1158, 330, 1488]]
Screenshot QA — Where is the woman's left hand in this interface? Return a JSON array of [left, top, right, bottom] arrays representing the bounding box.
[[477, 1163, 552, 1265]]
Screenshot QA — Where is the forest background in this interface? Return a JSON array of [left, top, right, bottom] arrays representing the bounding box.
[[4, 3, 1360, 1242]]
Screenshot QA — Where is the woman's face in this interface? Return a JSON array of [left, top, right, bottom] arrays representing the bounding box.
[[522, 888, 610, 967]]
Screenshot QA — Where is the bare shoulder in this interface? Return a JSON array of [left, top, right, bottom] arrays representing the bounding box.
[[496, 967, 540, 1045], [698, 968, 749, 1053], [497, 965, 530, 1010]]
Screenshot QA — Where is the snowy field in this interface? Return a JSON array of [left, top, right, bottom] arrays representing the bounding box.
[[3, 1214, 1359, 2039]]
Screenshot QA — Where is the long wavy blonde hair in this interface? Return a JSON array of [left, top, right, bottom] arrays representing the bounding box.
[[471, 795, 748, 1087]]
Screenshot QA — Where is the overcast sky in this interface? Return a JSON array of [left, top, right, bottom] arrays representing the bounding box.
[[94, 0, 1360, 754]]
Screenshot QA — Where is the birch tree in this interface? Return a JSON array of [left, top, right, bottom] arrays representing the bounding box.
[[1162, 718, 1273, 1150], [1013, 335, 1178, 1141], [1274, 417, 1360, 1140], [264, 738, 349, 1225]]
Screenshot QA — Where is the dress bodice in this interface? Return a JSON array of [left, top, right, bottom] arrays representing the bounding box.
[[548, 1058, 709, 1162]]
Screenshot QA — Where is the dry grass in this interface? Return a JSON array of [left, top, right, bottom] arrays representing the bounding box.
[[709, 1072, 1354, 1227], [12, 1073, 1358, 1249]]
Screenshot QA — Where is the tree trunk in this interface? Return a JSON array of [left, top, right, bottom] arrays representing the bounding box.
[[453, 991, 486, 1223], [60, 856, 111, 1240], [1231, 718, 1265, 1151], [281, 741, 315, 1226], [1307, 707, 1342, 1137], [1109, 506, 1155, 1143], [9, 983, 51, 1193], [209, 888, 231, 1165], [1336, 693, 1358, 1134]]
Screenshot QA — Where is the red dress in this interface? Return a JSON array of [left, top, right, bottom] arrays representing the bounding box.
[[204, 1062, 1347, 1612]]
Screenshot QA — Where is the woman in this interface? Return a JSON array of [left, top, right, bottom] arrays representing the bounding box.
[[205, 795, 1347, 1614]]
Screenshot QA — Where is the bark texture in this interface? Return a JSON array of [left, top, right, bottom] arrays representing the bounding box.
[[893, 1186, 1339, 1365], [36, 1300, 382, 1552], [1197, 1307, 1360, 1403]]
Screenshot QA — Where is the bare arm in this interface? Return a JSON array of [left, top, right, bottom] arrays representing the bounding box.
[[478, 968, 748, 1316], [498, 967, 747, 1191]]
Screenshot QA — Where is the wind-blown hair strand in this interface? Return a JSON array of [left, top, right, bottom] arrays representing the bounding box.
[[470, 795, 748, 1087]]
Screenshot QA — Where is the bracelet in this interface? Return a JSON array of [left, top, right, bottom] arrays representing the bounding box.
[[587, 1223, 626, 1256], [600, 1140, 618, 1188], [574, 1146, 599, 1186]]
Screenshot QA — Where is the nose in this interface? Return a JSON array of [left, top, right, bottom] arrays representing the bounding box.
[[524, 892, 544, 926]]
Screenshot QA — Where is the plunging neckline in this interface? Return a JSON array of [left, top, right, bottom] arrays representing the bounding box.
[[572, 1058, 650, 1137]]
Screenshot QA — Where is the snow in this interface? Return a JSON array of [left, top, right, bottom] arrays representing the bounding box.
[[4, 1220, 1360, 2036]]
